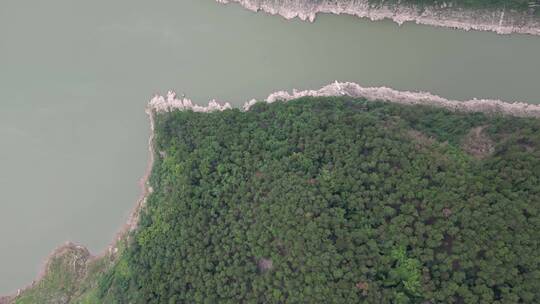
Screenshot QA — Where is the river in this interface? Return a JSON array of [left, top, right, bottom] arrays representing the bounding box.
[[1, 0, 539, 294]]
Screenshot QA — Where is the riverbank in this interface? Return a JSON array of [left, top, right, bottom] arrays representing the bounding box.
[[217, 0, 540, 36], [3, 108, 157, 304], [150, 82, 540, 118]]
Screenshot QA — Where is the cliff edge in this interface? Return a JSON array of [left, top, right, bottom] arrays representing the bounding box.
[[217, 0, 540, 35]]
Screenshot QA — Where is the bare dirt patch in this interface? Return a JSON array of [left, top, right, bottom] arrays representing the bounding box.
[[461, 126, 495, 159], [257, 258, 273, 272], [406, 129, 437, 148]]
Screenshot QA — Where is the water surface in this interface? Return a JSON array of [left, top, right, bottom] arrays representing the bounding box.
[[1, 0, 539, 294]]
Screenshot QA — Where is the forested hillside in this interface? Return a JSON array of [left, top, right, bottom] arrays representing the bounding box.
[[17, 97, 540, 303]]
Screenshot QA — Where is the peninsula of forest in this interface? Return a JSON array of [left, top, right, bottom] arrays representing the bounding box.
[[7, 85, 540, 304]]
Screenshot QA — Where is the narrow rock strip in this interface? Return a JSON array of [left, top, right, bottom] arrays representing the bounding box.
[[216, 0, 540, 36], [151, 81, 540, 118]]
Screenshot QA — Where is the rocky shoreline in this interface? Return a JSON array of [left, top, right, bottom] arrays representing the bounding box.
[[150, 82, 540, 118], [217, 0, 540, 36], [149, 91, 232, 113], [0, 242, 91, 304]]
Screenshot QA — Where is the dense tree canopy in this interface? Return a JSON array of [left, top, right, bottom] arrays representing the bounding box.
[[97, 98, 540, 303]]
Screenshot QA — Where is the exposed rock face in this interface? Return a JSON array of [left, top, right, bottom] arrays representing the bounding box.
[[254, 81, 540, 117], [152, 82, 539, 118], [217, 0, 540, 35], [7, 243, 93, 304], [149, 91, 232, 113]]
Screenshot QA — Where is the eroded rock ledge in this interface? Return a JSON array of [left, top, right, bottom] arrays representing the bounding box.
[[217, 0, 540, 36], [149, 81, 540, 118], [149, 91, 232, 112]]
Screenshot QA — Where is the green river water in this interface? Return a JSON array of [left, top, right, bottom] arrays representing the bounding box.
[[1, 0, 539, 294]]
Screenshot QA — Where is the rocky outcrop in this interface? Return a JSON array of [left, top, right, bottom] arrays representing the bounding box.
[[3, 242, 94, 304], [149, 91, 232, 112], [217, 0, 540, 36], [151, 82, 539, 118], [253, 81, 540, 117]]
